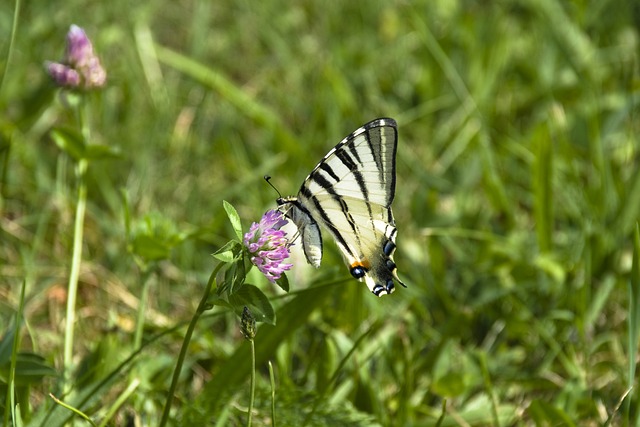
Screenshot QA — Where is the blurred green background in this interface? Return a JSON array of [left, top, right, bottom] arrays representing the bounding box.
[[1, 0, 639, 425]]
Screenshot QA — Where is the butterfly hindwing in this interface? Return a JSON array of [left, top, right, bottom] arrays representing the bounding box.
[[280, 198, 323, 268], [278, 118, 404, 297]]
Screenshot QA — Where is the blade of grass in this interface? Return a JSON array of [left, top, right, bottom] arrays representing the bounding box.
[[476, 350, 500, 427], [96, 378, 140, 427], [533, 125, 553, 254], [478, 129, 515, 228], [0, 0, 21, 98], [626, 223, 640, 424], [134, 23, 169, 109], [5, 280, 26, 427]]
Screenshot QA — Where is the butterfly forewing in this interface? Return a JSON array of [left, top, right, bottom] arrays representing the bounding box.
[[278, 118, 404, 297]]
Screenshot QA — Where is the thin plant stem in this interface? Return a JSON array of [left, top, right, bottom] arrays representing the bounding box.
[[0, 0, 22, 214], [0, 0, 21, 97], [63, 156, 88, 393], [49, 393, 98, 427], [97, 378, 141, 427], [247, 339, 255, 427], [133, 268, 153, 350], [268, 361, 276, 427], [4, 280, 26, 427], [159, 263, 223, 427]]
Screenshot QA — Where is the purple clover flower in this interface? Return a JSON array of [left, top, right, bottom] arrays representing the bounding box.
[[46, 25, 106, 89], [243, 210, 292, 283]]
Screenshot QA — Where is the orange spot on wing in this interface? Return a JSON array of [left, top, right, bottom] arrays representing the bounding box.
[[350, 260, 371, 271]]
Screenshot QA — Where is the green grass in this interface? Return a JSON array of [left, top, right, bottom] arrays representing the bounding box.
[[1, 0, 639, 425]]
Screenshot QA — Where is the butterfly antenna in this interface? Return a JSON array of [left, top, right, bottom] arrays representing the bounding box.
[[264, 175, 283, 198]]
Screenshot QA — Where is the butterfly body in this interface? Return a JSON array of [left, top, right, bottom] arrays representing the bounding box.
[[278, 118, 404, 297]]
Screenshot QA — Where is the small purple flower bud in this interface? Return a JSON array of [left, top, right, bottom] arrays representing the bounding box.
[[46, 24, 106, 90], [66, 25, 94, 68], [243, 210, 293, 283], [46, 62, 81, 88], [84, 56, 107, 87], [240, 306, 256, 340]]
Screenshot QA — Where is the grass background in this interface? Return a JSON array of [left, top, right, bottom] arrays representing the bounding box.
[[1, 0, 639, 425]]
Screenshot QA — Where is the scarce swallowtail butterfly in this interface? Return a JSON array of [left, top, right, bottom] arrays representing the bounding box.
[[276, 118, 405, 297]]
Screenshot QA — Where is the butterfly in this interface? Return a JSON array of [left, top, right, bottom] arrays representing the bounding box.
[[276, 118, 405, 296]]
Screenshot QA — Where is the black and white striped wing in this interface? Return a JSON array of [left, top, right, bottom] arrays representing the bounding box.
[[279, 118, 404, 297]]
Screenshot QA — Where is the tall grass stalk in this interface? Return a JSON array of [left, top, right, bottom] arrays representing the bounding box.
[[0, 0, 20, 96], [0, 0, 21, 208], [4, 281, 26, 427], [626, 223, 640, 425]]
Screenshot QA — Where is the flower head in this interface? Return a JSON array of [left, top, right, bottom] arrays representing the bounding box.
[[46, 24, 106, 89], [243, 210, 292, 283]]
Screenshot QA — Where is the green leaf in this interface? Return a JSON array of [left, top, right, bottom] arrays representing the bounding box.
[[83, 144, 121, 160], [130, 234, 172, 261], [231, 257, 247, 293], [0, 329, 14, 364], [275, 273, 290, 293], [223, 200, 243, 241], [212, 240, 241, 263], [431, 371, 467, 397], [223, 257, 247, 294], [50, 127, 86, 161], [0, 353, 57, 385], [527, 400, 575, 426], [208, 294, 233, 310], [127, 212, 184, 263], [228, 284, 275, 325]]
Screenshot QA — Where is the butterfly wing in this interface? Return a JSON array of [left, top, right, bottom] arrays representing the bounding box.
[[278, 197, 323, 268], [280, 118, 403, 297]]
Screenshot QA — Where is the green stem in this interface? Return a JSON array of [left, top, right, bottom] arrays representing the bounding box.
[[159, 263, 223, 427], [268, 361, 276, 427], [63, 98, 91, 394], [63, 157, 88, 392], [247, 339, 255, 427], [49, 393, 98, 427], [133, 268, 153, 350], [0, 0, 22, 214], [0, 0, 21, 97], [4, 280, 26, 427]]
